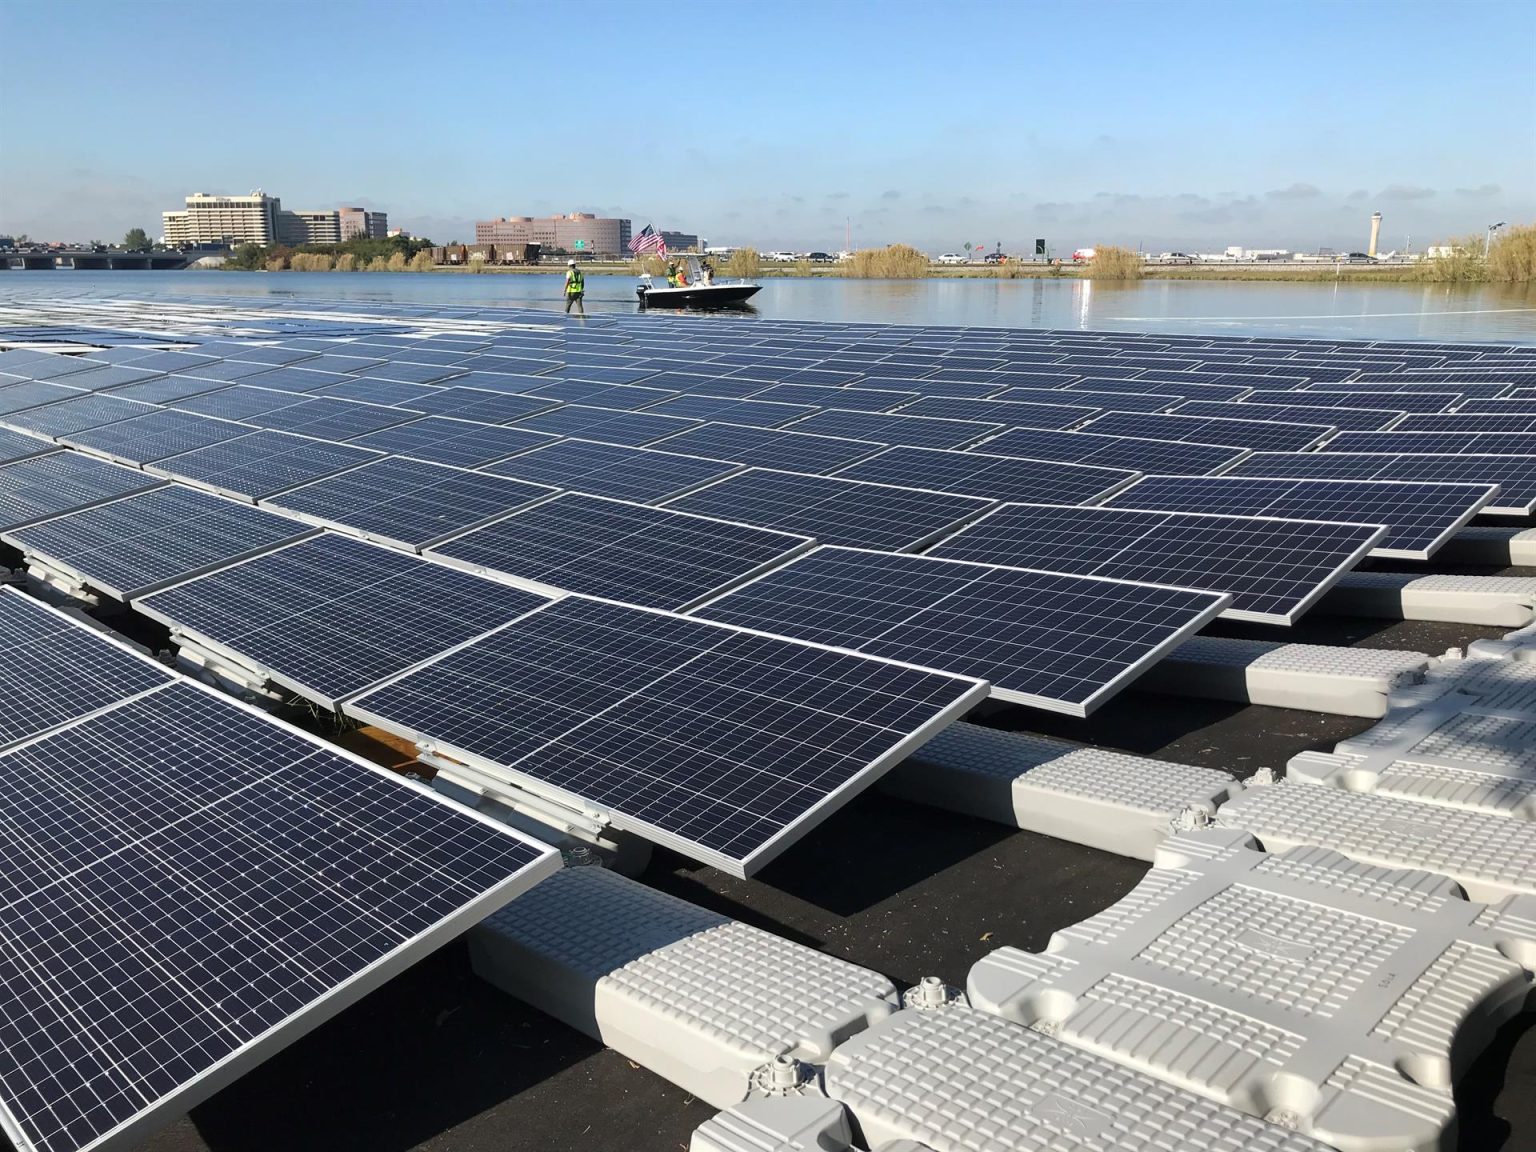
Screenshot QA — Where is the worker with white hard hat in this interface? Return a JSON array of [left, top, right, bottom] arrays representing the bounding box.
[[563, 258, 585, 316]]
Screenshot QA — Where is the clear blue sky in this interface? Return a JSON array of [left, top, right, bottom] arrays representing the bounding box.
[[2, 0, 1531, 254]]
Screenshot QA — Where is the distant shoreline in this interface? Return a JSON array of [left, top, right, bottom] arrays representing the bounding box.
[[427, 262, 1431, 283]]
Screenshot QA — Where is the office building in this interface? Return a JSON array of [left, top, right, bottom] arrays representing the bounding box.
[[475, 212, 631, 257], [162, 192, 387, 248], [276, 210, 342, 246], [659, 231, 699, 252], [339, 206, 388, 241]]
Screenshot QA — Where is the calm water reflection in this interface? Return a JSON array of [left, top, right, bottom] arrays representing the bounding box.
[[5, 270, 1534, 343]]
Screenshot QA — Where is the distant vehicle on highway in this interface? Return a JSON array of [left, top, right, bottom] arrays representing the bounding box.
[[805, 251, 832, 262], [1155, 252, 1196, 264], [1343, 252, 1377, 263], [1072, 248, 1096, 262], [983, 252, 1007, 264], [936, 253, 966, 265]]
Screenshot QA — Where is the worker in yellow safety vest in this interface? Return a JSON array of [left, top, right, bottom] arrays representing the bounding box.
[[563, 259, 585, 315]]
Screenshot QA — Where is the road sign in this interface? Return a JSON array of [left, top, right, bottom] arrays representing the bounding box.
[[573, 240, 587, 250]]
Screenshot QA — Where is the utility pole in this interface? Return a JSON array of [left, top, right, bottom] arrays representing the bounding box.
[[1485, 221, 1507, 258]]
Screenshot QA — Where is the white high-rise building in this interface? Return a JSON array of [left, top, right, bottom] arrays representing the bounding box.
[[162, 192, 281, 247]]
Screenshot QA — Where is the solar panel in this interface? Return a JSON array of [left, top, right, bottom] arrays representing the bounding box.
[[0, 380, 85, 415], [691, 546, 1228, 714], [746, 383, 919, 411], [1244, 389, 1461, 414], [1323, 430, 1536, 455], [640, 394, 818, 428], [225, 345, 316, 366], [401, 386, 557, 424], [0, 588, 172, 747], [310, 376, 442, 407], [505, 403, 702, 446], [831, 445, 1136, 504], [1078, 410, 1335, 451], [786, 408, 1005, 449], [148, 430, 381, 501], [1105, 474, 1496, 560], [994, 385, 1183, 413], [0, 427, 57, 466], [650, 422, 887, 475], [894, 394, 1100, 431], [111, 349, 216, 374], [176, 358, 287, 382], [348, 415, 557, 468], [353, 360, 466, 385], [48, 364, 165, 392], [483, 438, 740, 503], [1458, 398, 1536, 414], [343, 594, 984, 875], [1172, 399, 1404, 431], [103, 374, 234, 405], [926, 502, 1383, 624], [977, 425, 1247, 474], [0, 674, 556, 1152], [60, 408, 253, 465], [263, 456, 556, 550], [0, 452, 165, 531], [136, 533, 552, 708], [170, 384, 308, 422], [5, 484, 319, 600], [1067, 376, 1252, 401], [0, 353, 103, 381], [427, 492, 812, 610], [245, 395, 419, 440], [235, 366, 357, 393], [1394, 412, 1536, 433], [664, 467, 992, 550], [522, 380, 675, 409], [1224, 452, 1536, 516], [0, 394, 157, 440]]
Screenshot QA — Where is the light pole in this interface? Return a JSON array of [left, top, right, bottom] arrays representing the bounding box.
[[1485, 221, 1507, 257]]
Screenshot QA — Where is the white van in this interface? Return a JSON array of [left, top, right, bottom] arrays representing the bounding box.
[[936, 253, 966, 265]]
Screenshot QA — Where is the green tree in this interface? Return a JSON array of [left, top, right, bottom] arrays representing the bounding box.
[[123, 228, 150, 251], [225, 243, 265, 271]]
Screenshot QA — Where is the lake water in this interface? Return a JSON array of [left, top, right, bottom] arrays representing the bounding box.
[[4, 270, 1535, 343]]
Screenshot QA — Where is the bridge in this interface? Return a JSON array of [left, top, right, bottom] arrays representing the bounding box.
[[2, 249, 199, 270]]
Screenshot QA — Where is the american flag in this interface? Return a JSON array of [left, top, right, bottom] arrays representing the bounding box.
[[629, 225, 666, 256]]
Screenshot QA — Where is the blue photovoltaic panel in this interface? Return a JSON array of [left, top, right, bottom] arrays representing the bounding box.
[[691, 546, 1228, 714], [105, 374, 234, 405], [926, 502, 1383, 624], [61, 408, 253, 464], [665, 467, 991, 550], [1316, 379, 1512, 399], [291, 352, 387, 373], [895, 394, 1100, 430], [0, 674, 555, 1152], [543, 364, 660, 385], [245, 395, 419, 440], [170, 384, 308, 422], [4, 484, 318, 600], [1225, 451, 1536, 516], [746, 383, 919, 411], [263, 456, 556, 549], [176, 358, 288, 382], [995, 385, 1183, 412], [1066, 376, 1252, 401], [0, 452, 164, 531], [48, 364, 164, 392], [0, 428, 56, 465], [114, 350, 217, 374], [787, 408, 1005, 449], [137, 532, 552, 707], [349, 415, 557, 468], [641, 373, 767, 398], [1, 354, 103, 381], [310, 377, 441, 407], [149, 430, 381, 501], [484, 438, 740, 503], [506, 404, 702, 446], [1323, 429, 1536, 455], [0, 394, 157, 440], [978, 425, 1247, 474], [1458, 398, 1536, 414], [856, 375, 1008, 399], [428, 491, 812, 609], [1245, 389, 1461, 413], [353, 360, 466, 385], [225, 345, 316, 366], [0, 589, 172, 746], [1079, 410, 1335, 451], [344, 594, 984, 875], [641, 394, 818, 428], [237, 366, 356, 393], [1172, 399, 1404, 432], [402, 386, 557, 424], [1394, 412, 1536, 434], [0, 380, 85, 415], [443, 371, 563, 396], [832, 445, 1135, 505], [522, 380, 675, 409], [1105, 474, 1495, 559], [653, 422, 887, 475]]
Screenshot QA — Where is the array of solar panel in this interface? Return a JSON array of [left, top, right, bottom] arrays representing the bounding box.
[[641, 394, 817, 428], [1105, 474, 1495, 559], [665, 467, 991, 550], [343, 594, 984, 875], [653, 421, 888, 474], [264, 456, 556, 549], [1395, 412, 1536, 433], [483, 437, 740, 503], [171, 384, 310, 422], [691, 546, 1228, 713], [1323, 429, 1536, 455], [397, 386, 554, 424], [347, 415, 556, 468], [149, 430, 381, 500], [5, 484, 319, 600], [893, 394, 1102, 430], [136, 532, 552, 707], [0, 451, 165, 530], [0, 380, 85, 416], [498, 403, 698, 446], [745, 382, 918, 411], [0, 669, 555, 1152], [427, 492, 813, 610], [0, 427, 56, 465], [976, 425, 1247, 474], [0, 393, 157, 441], [831, 444, 1136, 504], [1243, 388, 1461, 413], [1173, 398, 1405, 431], [1225, 451, 1536, 515], [1078, 410, 1336, 451], [993, 384, 1183, 412], [925, 502, 1383, 624], [0, 588, 172, 746], [786, 408, 1006, 449]]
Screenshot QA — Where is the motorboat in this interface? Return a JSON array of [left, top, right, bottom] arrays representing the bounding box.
[[636, 255, 760, 309]]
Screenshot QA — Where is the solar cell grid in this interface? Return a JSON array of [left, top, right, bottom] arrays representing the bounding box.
[[746, 383, 918, 411], [1106, 474, 1495, 559], [61, 408, 253, 465], [994, 385, 1183, 412], [1, 394, 158, 440], [977, 425, 1247, 474], [263, 456, 556, 550], [149, 430, 380, 501], [402, 386, 558, 424], [170, 384, 309, 422], [1171, 399, 1404, 432], [665, 467, 992, 550], [1079, 410, 1336, 451], [0, 451, 164, 530], [690, 546, 1229, 714], [1324, 429, 1536, 455], [653, 422, 887, 475], [505, 403, 701, 447], [640, 394, 817, 428], [0, 380, 85, 415], [1, 353, 104, 381], [483, 437, 740, 503], [0, 674, 556, 1152], [348, 415, 556, 468], [831, 444, 1136, 505], [171, 358, 279, 382], [309, 377, 441, 407], [894, 394, 1101, 430], [925, 502, 1383, 624], [0, 428, 53, 465], [1242, 389, 1460, 413], [1223, 452, 1536, 515], [344, 594, 984, 875], [786, 408, 1005, 450], [53, 364, 165, 392], [1394, 413, 1536, 433], [1459, 398, 1536, 414], [247, 395, 420, 440], [353, 361, 466, 385], [137, 532, 552, 707], [428, 492, 813, 610]]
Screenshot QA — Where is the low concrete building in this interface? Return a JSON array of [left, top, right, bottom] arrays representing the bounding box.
[[476, 213, 631, 257]]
